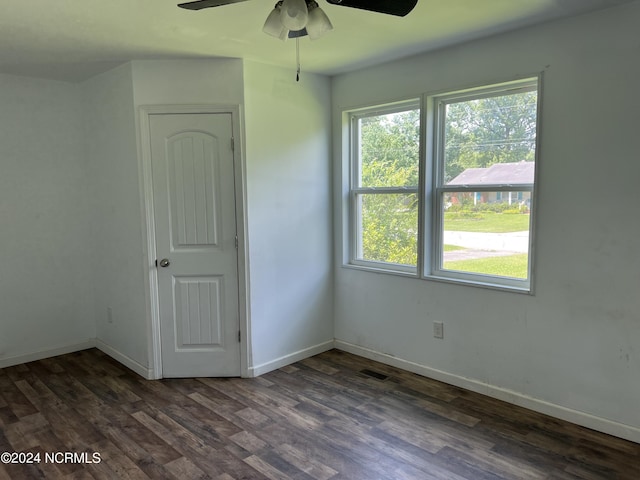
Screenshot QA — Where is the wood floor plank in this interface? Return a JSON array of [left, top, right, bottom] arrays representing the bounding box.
[[233, 407, 271, 427], [0, 464, 11, 480], [386, 388, 481, 427], [164, 456, 210, 480], [273, 443, 338, 480], [88, 438, 149, 480], [0, 374, 38, 420], [1, 348, 639, 479], [137, 404, 270, 479], [259, 421, 391, 480], [229, 431, 269, 454], [14, 379, 104, 452], [243, 454, 292, 480]]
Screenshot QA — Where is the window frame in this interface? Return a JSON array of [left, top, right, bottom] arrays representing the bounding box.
[[427, 78, 539, 291], [344, 75, 541, 293], [348, 99, 422, 275]]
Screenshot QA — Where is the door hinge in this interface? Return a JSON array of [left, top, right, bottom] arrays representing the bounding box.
[[235, 234, 238, 249], [231, 137, 235, 152], [238, 330, 241, 343]]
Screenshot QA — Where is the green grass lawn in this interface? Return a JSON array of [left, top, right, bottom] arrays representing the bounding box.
[[444, 253, 528, 279], [444, 212, 529, 233]]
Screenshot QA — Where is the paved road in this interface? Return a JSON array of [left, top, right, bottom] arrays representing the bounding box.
[[444, 230, 529, 251], [443, 230, 529, 261]]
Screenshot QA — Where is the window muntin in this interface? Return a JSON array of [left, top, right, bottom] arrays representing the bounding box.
[[350, 103, 420, 271], [345, 77, 539, 292]]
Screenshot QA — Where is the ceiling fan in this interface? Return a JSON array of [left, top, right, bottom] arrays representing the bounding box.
[[178, 0, 418, 40]]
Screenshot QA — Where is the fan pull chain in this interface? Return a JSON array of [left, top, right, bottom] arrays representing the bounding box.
[[296, 37, 301, 82]]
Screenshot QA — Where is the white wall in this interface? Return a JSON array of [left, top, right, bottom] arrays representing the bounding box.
[[131, 59, 245, 106], [0, 74, 95, 366], [332, 2, 640, 442], [243, 61, 334, 374], [0, 58, 334, 379], [82, 64, 150, 374]]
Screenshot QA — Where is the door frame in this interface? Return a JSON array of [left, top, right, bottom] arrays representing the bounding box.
[[138, 104, 250, 379]]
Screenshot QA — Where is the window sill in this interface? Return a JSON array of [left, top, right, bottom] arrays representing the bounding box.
[[342, 263, 533, 294], [342, 262, 418, 278], [423, 273, 533, 295]]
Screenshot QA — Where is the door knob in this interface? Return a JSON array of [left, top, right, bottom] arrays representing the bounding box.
[[159, 258, 171, 268]]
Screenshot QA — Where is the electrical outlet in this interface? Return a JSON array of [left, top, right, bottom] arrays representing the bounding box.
[[433, 321, 444, 339], [107, 307, 113, 324]]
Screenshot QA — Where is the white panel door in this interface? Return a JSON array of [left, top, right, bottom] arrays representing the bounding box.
[[150, 113, 240, 377]]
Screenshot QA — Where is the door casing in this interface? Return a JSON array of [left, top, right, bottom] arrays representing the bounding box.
[[138, 104, 250, 379]]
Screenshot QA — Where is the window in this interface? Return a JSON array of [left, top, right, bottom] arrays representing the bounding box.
[[346, 77, 540, 291], [349, 101, 420, 273]]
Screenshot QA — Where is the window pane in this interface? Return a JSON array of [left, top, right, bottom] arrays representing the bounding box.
[[358, 109, 419, 188], [442, 192, 531, 279], [443, 90, 537, 185], [357, 193, 418, 266]]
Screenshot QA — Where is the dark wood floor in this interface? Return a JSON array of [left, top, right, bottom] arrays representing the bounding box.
[[1, 349, 638, 480]]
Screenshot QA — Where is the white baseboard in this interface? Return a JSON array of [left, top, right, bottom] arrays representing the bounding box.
[[0, 340, 96, 369], [95, 340, 154, 379], [335, 340, 640, 445], [248, 340, 335, 377]]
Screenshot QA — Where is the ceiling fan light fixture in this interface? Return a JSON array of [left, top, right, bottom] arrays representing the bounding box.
[[280, 0, 308, 31], [305, 1, 332, 40], [288, 28, 308, 38], [263, 1, 288, 40]]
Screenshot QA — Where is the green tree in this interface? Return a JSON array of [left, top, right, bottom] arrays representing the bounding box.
[[358, 109, 419, 265], [360, 109, 420, 187], [444, 91, 537, 182]]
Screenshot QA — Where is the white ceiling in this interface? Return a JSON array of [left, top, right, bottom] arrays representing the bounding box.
[[0, 0, 634, 82]]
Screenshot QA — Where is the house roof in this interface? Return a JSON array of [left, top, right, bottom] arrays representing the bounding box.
[[448, 161, 534, 185]]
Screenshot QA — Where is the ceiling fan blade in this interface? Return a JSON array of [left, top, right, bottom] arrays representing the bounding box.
[[325, 0, 417, 17], [178, 0, 251, 11]]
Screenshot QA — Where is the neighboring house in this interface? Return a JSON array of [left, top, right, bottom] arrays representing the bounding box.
[[447, 161, 534, 207]]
